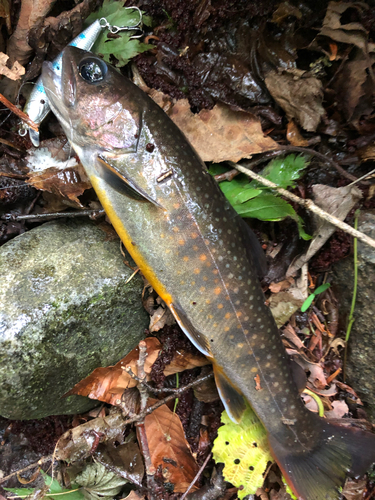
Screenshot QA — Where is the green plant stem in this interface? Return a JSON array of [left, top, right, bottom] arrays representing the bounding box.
[[303, 388, 325, 417], [343, 210, 360, 381]]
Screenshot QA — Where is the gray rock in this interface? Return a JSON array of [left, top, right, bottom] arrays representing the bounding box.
[[0, 219, 148, 420], [331, 211, 375, 422]]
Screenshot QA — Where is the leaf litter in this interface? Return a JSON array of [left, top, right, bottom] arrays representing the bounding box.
[[2, 0, 375, 499]]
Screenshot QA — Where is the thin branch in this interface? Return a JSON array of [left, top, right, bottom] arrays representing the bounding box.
[[0, 92, 38, 131], [0, 456, 52, 485], [230, 161, 375, 250], [180, 453, 212, 500], [0, 209, 105, 222]]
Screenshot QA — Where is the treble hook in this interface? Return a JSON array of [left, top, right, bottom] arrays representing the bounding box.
[[100, 6, 144, 39]]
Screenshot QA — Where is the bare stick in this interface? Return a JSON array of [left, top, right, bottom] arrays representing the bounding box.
[[0, 92, 38, 131], [230, 161, 375, 250], [0, 209, 105, 222], [0, 456, 52, 485], [180, 453, 212, 500]]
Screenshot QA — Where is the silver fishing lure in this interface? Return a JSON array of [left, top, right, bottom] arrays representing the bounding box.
[[20, 7, 143, 147]]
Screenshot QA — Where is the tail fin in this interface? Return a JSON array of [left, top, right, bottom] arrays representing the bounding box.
[[268, 419, 375, 500]]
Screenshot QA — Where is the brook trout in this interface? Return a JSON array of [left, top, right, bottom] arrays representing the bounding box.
[[42, 47, 375, 500]]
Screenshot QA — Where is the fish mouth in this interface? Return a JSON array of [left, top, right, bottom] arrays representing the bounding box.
[[42, 51, 77, 129]]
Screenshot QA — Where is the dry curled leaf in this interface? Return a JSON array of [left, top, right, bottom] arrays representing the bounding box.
[[168, 100, 277, 163], [286, 120, 309, 147], [265, 69, 325, 132], [0, 52, 25, 80], [287, 184, 362, 276], [143, 403, 199, 493], [66, 337, 208, 405], [325, 400, 349, 419], [149, 304, 175, 332]]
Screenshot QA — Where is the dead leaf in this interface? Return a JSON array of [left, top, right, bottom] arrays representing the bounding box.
[[149, 305, 175, 332], [342, 478, 368, 500], [0, 52, 25, 80], [269, 275, 308, 328], [335, 381, 363, 405], [287, 349, 328, 389], [287, 184, 362, 276], [282, 324, 305, 350], [95, 441, 144, 486], [65, 338, 162, 405], [65, 337, 208, 405], [122, 492, 145, 500], [28, 165, 92, 207], [272, 2, 302, 24], [143, 403, 199, 493], [0, 0, 11, 32], [55, 410, 126, 462], [358, 141, 375, 162], [164, 350, 209, 377], [301, 392, 319, 413], [265, 69, 325, 132], [325, 400, 349, 419], [286, 120, 309, 147], [168, 100, 277, 163], [319, 2, 375, 53]]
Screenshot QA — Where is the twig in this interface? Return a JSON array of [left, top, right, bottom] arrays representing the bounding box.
[[180, 453, 212, 500], [343, 210, 360, 381], [230, 162, 375, 250], [0, 209, 105, 222], [0, 456, 52, 485], [0, 92, 38, 131], [135, 341, 158, 500]]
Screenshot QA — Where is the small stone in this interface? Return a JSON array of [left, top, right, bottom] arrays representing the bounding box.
[[0, 219, 148, 419]]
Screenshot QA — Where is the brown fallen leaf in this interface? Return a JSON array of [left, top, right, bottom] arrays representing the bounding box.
[[66, 337, 209, 405], [325, 400, 349, 419], [269, 276, 308, 328], [143, 403, 199, 493], [265, 69, 325, 132], [0, 52, 25, 80], [281, 324, 304, 350], [149, 304, 175, 332], [319, 2, 375, 53], [95, 441, 144, 486], [168, 100, 277, 163], [28, 164, 92, 207], [123, 492, 145, 500], [286, 120, 309, 147], [287, 348, 328, 389], [0, 0, 11, 32], [342, 478, 368, 500], [287, 184, 362, 276]]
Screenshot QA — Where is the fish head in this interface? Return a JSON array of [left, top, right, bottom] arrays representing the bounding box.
[[41, 46, 141, 154]]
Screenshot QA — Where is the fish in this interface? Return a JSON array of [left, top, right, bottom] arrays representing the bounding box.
[[20, 18, 105, 147], [42, 46, 375, 500]]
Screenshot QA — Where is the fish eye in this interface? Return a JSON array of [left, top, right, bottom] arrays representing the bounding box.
[[78, 57, 107, 83]]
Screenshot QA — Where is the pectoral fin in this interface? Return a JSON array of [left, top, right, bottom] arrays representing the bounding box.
[[96, 156, 163, 208], [213, 364, 246, 423]]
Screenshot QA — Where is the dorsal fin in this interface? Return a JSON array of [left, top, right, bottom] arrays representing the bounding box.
[[96, 155, 163, 208]]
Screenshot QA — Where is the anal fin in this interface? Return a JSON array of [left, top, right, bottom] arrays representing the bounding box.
[[213, 364, 246, 423]]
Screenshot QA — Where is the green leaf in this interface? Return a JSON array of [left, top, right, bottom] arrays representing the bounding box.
[[314, 283, 330, 295], [301, 283, 330, 312], [250, 154, 308, 190], [85, 0, 152, 67], [234, 193, 296, 220], [75, 462, 127, 500], [300, 294, 315, 313], [212, 403, 272, 499]]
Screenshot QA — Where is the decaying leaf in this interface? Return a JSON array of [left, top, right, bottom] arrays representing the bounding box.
[[265, 69, 325, 132], [144, 403, 199, 493], [212, 403, 272, 499], [0, 0, 11, 32], [269, 273, 308, 328], [95, 441, 144, 487], [286, 120, 309, 147], [168, 100, 277, 163], [66, 337, 208, 405], [287, 184, 362, 276], [28, 165, 92, 207], [325, 400, 349, 419], [55, 410, 126, 462], [319, 2, 375, 53], [149, 304, 175, 332], [342, 478, 368, 500], [0, 52, 25, 80], [123, 492, 145, 500], [75, 462, 128, 499], [287, 348, 328, 390]]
